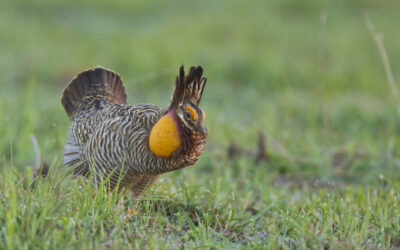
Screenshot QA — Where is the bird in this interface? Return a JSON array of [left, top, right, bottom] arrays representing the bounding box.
[[61, 65, 207, 196]]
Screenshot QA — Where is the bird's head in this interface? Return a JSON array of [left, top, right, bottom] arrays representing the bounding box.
[[171, 66, 207, 136], [149, 66, 207, 157]]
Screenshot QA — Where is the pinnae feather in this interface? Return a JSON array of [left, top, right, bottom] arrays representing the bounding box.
[[169, 65, 207, 109]]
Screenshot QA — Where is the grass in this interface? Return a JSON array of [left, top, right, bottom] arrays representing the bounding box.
[[1, 0, 400, 248]]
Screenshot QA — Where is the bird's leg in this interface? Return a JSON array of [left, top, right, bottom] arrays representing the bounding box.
[[130, 175, 160, 198]]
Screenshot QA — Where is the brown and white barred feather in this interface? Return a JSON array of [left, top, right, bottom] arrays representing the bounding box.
[[61, 65, 207, 195], [62, 67, 128, 177]]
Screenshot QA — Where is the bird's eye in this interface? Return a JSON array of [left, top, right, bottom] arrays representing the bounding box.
[[185, 106, 197, 121], [184, 112, 191, 120]]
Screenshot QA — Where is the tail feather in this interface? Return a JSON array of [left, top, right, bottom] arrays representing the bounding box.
[[61, 66, 127, 120], [63, 133, 89, 176]]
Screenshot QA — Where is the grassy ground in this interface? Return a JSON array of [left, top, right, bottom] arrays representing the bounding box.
[[1, 0, 400, 248]]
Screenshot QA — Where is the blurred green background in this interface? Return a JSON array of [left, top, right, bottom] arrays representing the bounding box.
[[1, 0, 400, 183], [2, 0, 400, 248]]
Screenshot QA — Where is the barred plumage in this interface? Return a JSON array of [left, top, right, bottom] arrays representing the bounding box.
[[61, 66, 207, 196]]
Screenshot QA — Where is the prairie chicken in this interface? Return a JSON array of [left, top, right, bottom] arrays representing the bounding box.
[[61, 66, 207, 196]]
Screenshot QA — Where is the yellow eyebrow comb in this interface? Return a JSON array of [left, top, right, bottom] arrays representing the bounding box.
[[185, 106, 197, 121]]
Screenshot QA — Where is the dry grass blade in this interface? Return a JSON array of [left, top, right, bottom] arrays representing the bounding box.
[[30, 135, 49, 180], [30, 135, 42, 171], [364, 14, 400, 118], [254, 132, 268, 164]]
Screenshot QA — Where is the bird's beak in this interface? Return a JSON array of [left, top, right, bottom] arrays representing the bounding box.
[[198, 126, 206, 135]]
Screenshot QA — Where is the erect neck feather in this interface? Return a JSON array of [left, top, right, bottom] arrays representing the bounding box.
[[149, 109, 182, 157]]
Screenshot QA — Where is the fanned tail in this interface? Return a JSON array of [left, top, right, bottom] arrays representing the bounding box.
[[61, 66, 127, 120]]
